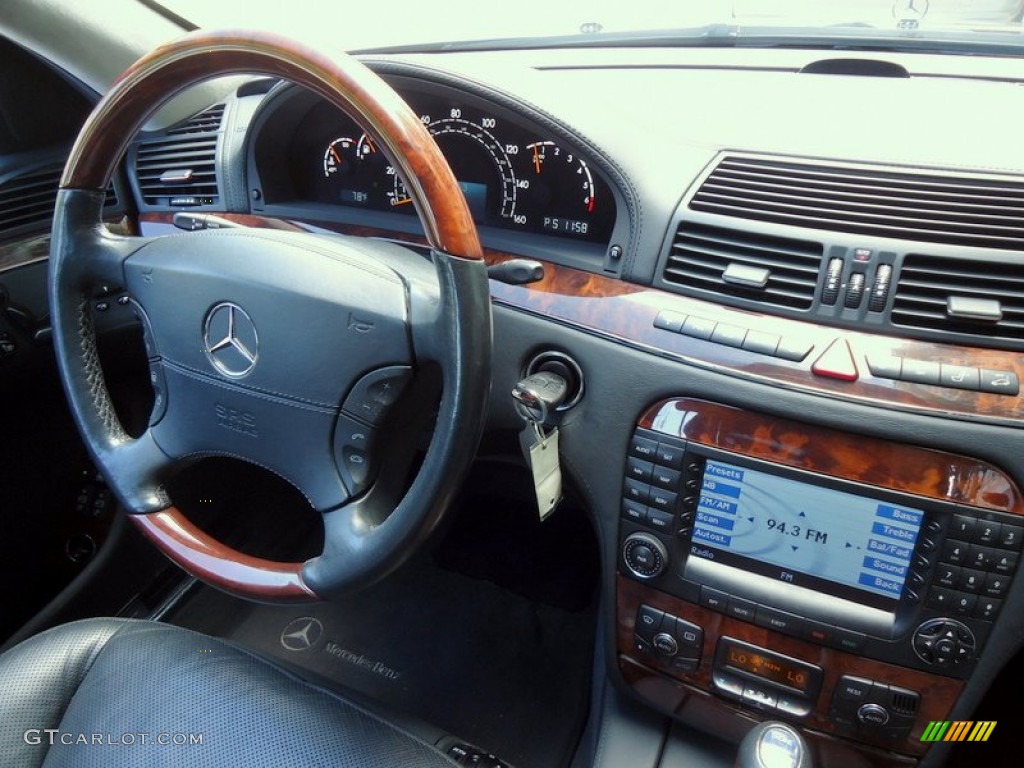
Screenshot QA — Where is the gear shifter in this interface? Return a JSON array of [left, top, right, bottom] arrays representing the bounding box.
[[735, 722, 811, 768]]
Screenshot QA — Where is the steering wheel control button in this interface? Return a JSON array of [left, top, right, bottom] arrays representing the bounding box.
[[622, 532, 668, 580], [341, 365, 411, 425], [333, 415, 378, 495], [811, 338, 858, 381], [149, 364, 169, 425]]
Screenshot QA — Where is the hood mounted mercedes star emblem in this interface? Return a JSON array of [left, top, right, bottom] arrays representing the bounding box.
[[203, 302, 259, 378]]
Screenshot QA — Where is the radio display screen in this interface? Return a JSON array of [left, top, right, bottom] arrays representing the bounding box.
[[689, 459, 924, 607]]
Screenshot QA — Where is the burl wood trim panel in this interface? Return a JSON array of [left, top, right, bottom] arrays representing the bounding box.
[[639, 398, 1023, 514], [61, 29, 481, 260], [131, 510, 317, 602], [617, 576, 962, 761], [139, 212, 1023, 425]]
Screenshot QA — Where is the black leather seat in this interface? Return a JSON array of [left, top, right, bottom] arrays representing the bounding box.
[[0, 618, 458, 767]]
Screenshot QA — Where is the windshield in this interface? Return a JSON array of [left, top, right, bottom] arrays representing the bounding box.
[[158, 0, 1024, 52]]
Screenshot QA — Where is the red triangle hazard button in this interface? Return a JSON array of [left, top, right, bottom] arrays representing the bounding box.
[[811, 339, 859, 381]]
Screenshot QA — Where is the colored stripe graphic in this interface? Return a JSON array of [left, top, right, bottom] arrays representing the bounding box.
[[920, 721, 996, 743], [967, 722, 997, 742], [921, 721, 950, 742]]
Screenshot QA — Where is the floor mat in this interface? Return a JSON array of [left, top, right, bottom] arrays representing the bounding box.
[[168, 561, 594, 768]]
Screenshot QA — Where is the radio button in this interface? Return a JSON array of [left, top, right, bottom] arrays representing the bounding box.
[[834, 628, 867, 654], [630, 435, 658, 460], [700, 586, 729, 612], [958, 568, 985, 593], [726, 597, 757, 623], [803, 620, 834, 645], [754, 606, 803, 635], [950, 514, 976, 540], [983, 573, 1008, 597], [927, 586, 955, 609], [648, 487, 678, 512], [974, 521, 1002, 546], [646, 509, 674, 532], [623, 479, 651, 505], [935, 564, 960, 588], [992, 550, 1018, 575], [965, 545, 994, 571], [625, 457, 653, 483], [651, 466, 681, 490], [621, 500, 647, 523], [951, 592, 977, 616], [974, 597, 1002, 621], [655, 442, 685, 469], [940, 539, 969, 565], [999, 524, 1022, 549]]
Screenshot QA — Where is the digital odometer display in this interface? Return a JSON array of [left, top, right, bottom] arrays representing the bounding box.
[[689, 460, 924, 606]]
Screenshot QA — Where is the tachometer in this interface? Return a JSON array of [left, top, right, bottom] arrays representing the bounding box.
[[521, 141, 599, 238], [320, 133, 391, 207]]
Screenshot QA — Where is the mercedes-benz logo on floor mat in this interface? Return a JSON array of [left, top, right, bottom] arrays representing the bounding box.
[[203, 301, 259, 378], [280, 617, 324, 652]]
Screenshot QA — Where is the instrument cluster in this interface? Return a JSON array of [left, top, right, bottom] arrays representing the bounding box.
[[278, 83, 617, 244]]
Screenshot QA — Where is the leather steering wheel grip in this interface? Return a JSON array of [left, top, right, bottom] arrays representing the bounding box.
[[49, 29, 491, 602]]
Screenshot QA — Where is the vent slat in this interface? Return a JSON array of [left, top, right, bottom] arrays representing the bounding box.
[[693, 155, 1024, 250], [892, 254, 1024, 340], [660, 222, 823, 310], [134, 105, 222, 206], [670, 241, 821, 275]]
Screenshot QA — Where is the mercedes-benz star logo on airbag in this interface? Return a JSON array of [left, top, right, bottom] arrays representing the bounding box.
[[280, 617, 324, 652], [203, 302, 259, 377]]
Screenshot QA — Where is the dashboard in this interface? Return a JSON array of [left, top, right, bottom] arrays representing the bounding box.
[[5, 31, 1024, 768]]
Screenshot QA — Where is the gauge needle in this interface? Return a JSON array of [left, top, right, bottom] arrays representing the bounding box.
[[392, 198, 413, 206], [532, 145, 541, 175], [330, 146, 343, 166]]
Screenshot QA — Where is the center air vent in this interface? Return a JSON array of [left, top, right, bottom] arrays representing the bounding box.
[[134, 104, 223, 207], [662, 222, 823, 310], [691, 155, 1024, 251], [892, 254, 1024, 343]]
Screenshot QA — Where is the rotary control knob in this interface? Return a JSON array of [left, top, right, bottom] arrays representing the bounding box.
[[622, 532, 668, 580]]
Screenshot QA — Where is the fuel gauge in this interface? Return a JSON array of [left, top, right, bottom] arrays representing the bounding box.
[[522, 141, 600, 238]]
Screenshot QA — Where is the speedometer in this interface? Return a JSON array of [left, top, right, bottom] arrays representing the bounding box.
[[387, 108, 520, 224]]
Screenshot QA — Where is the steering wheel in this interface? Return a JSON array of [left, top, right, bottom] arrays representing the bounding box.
[[49, 30, 491, 601]]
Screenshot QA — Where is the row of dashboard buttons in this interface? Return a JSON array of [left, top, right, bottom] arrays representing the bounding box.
[[949, 514, 1023, 549], [940, 540, 1018, 574], [867, 356, 1020, 396], [653, 311, 813, 362], [699, 586, 866, 653], [713, 671, 812, 719], [623, 430, 692, 534]]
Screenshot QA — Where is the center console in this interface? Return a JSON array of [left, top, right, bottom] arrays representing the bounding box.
[[616, 399, 1023, 763]]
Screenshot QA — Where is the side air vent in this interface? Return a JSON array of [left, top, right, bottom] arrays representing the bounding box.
[[135, 104, 223, 207], [0, 165, 61, 232], [662, 222, 822, 309], [892, 254, 1024, 342], [691, 155, 1024, 251]]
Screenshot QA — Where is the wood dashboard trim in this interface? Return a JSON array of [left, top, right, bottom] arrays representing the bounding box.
[[640, 398, 1024, 514], [134, 211, 1024, 426]]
